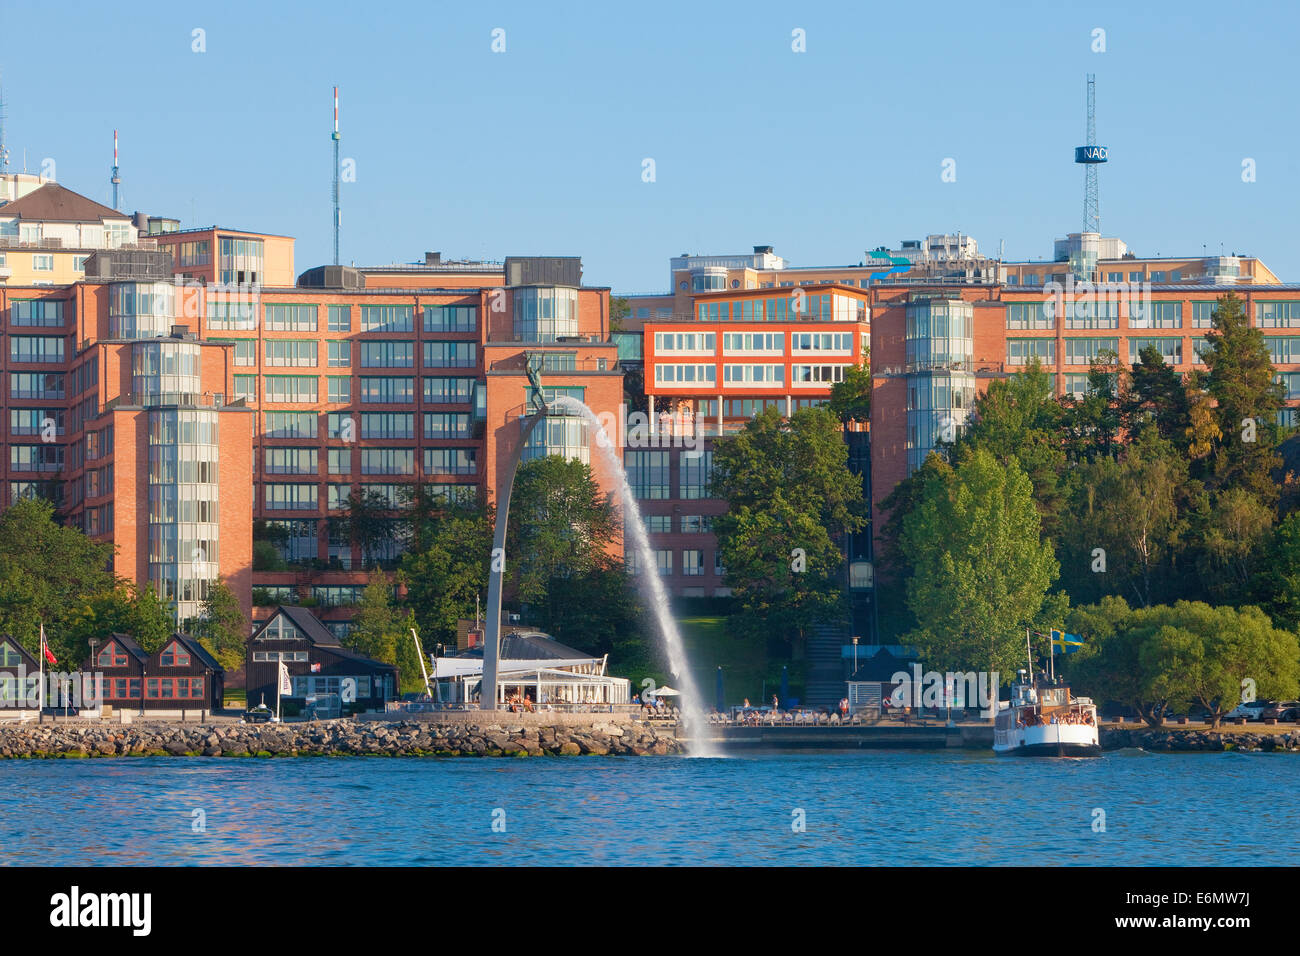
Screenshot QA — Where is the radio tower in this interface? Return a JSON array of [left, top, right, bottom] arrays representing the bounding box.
[[1075, 74, 1107, 234], [332, 86, 341, 265], [111, 129, 121, 210], [0, 71, 9, 173]]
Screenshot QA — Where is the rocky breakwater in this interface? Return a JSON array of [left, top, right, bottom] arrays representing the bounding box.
[[0, 718, 685, 758], [1102, 726, 1300, 752]]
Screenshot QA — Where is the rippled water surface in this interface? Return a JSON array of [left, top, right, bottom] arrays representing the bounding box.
[[1, 750, 1295, 865]]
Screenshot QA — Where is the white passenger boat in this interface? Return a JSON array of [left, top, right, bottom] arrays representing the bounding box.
[[993, 671, 1100, 757]]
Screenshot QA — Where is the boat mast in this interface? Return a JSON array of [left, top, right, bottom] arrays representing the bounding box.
[[410, 627, 436, 701]]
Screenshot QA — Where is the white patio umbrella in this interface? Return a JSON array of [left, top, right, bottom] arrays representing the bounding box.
[[648, 686, 682, 697]]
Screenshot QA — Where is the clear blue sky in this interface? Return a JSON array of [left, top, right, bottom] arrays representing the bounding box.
[[3, 0, 1298, 291]]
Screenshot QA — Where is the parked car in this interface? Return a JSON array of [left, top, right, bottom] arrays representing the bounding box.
[[1261, 701, 1300, 721], [1223, 700, 1272, 722]]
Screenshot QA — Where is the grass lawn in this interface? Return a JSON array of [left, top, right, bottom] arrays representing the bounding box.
[[223, 688, 247, 709]]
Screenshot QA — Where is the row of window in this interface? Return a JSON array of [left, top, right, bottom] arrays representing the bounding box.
[[1004, 336, 1230, 366], [694, 294, 863, 323], [652, 331, 858, 355], [626, 450, 712, 500], [638, 514, 713, 533], [207, 303, 479, 333], [7, 336, 65, 363], [97, 678, 206, 700], [259, 411, 474, 440], [1004, 300, 1300, 330], [627, 548, 724, 577], [233, 376, 478, 405], [263, 466, 480, 508]]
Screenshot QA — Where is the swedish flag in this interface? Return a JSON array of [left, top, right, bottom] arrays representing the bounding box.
[[1051, 629, 1085, 654]]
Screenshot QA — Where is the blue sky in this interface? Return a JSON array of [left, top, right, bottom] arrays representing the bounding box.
[[3, 0, 1298, 291]]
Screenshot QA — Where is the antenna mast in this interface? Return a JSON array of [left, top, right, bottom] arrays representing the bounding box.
[[111, 129, 121, 210], [332, 86, 341, 265], [1075, 74, 1107, 234]]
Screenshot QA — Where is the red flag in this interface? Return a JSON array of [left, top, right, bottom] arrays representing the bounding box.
[[40, 629, 57, 665]]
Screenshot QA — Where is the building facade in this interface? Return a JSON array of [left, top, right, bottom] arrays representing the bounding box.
[[631, 282, 871, 596], [0, 184, 627, 637]]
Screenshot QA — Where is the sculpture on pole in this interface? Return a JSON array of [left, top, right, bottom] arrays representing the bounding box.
[[480, 363, 548, 709]]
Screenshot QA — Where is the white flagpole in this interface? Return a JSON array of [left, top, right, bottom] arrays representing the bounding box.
[[276, 656, 282, 722], [38, 622, 45, 722]]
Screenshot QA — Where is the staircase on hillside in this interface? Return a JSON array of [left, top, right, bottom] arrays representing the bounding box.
[[802, 622, 849, 711]]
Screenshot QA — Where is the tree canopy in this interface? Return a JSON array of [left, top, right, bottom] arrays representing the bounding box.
[[709, 406, 867, 649]]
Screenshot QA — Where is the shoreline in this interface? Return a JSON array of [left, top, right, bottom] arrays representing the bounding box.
[[0, 716, 685, 758], [0, 717, 1295, 758]]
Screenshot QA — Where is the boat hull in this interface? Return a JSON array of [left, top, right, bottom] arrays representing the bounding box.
[[996, 740, 1102, 758], [993, 721, 1100, 758]]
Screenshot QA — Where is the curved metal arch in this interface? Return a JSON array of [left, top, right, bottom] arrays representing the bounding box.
[[480, 409, 547, 709]]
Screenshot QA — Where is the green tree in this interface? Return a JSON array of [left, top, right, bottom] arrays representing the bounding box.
[[0, 498, 115, 652], [875, 453, 955, 641], [63, 582, 173, 662], [252, 519, 289, 571], [1252, 512, 1300, 630], [1059, 349, 1121, 463], [1124, 344, 1192, 448], [346, 570, 422, 693], [1059, 431, 1189, 608], [331, 490, 398, 568], [827, 351, 872, 425], [187, 580, 248, 673], [900, 449, 1058, 677], [1070, 599, 1300, 727], [710, 407, 867, 652], [402, 503, 494, 646], [1191, 487, 1274, 604], [957, 359, 1067, 539], [507, 456, 622, 611], [609, 295, 630, 333], [1200, 292, 1285, 503]]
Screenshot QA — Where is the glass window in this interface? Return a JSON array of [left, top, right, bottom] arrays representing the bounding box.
[[328, 376, 351, 403], [627, 450, 670, 499], [327, 305, 351, 332], [361, 341, 415, 368], [423, 341, 478, 368], [360, 376, 414, 404], [263, 376, 319, 403], [361, 305, 414, 332], [423, 305, 477, 333], [679, 451, 712, 500], [264, 304, 318, 331], [422, 377, 475, 404]]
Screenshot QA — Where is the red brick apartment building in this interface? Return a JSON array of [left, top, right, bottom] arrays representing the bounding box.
[[0, 182, 623, 637], [627, 242, 1300, 630]]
